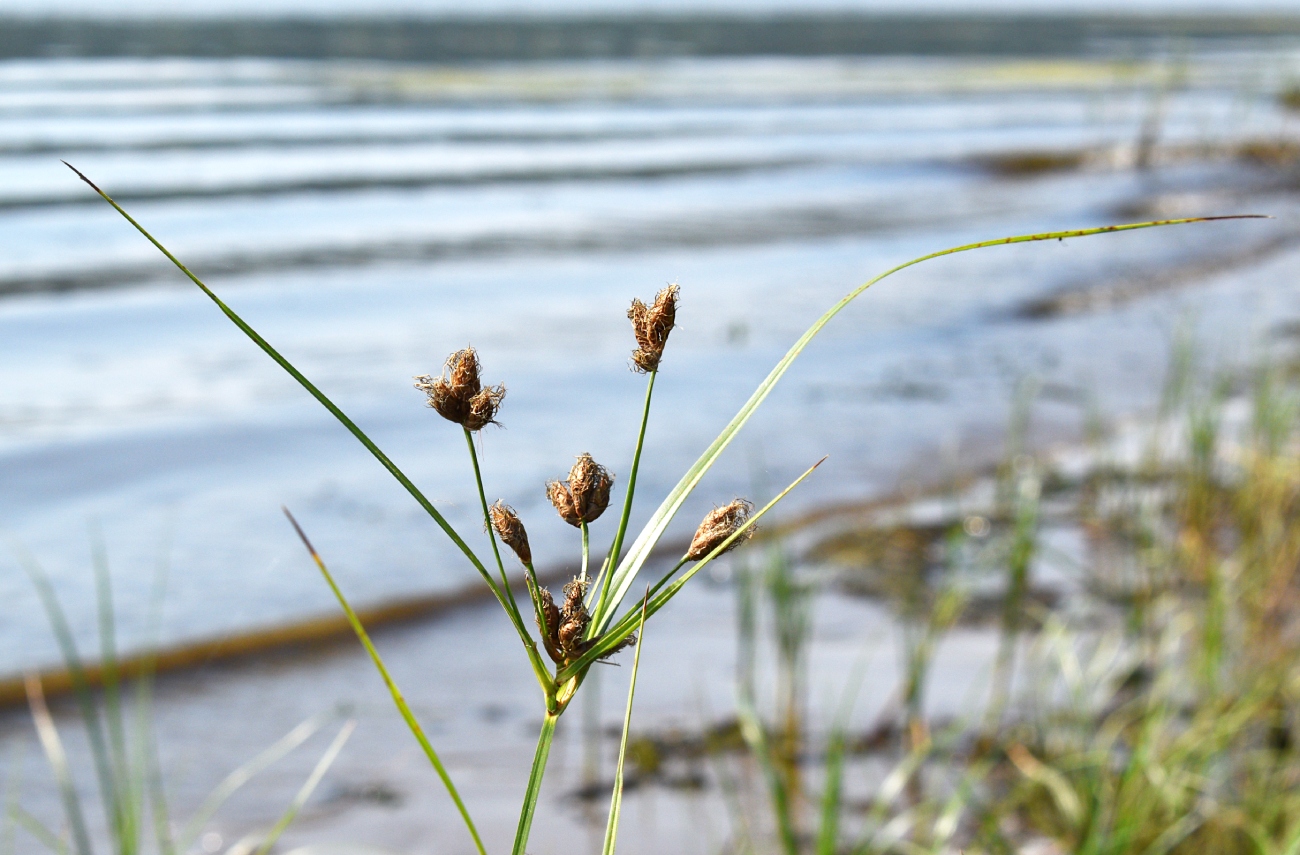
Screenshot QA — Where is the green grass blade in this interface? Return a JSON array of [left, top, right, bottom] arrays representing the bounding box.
[[252, 719, 356, 855], [62, 164, 498, 603], [283, 509, 488, 855], [816, 725, 846, 855], [141, 701, 175, 855], [4, 743, 24, 855], [581, 521, 590, 583], [25, 675, 94, 855], [736, 694, 798, 855], [16, 551, 118, 851], [560, 457, 824, 682], [464, 430, 551, 687], [849, 748, 931, 855], [464, 429, 511, 599], [817, 652, 870, 855], [129, 648, 167, 855], [595, 372, 656, 617], [10, 805, 63, 854], [512, 712, 559, 855], [175, 712, 333, 851], [601, 593, 650, 855], [88, 529, 133, 855], [593, 215, 1265, 631]]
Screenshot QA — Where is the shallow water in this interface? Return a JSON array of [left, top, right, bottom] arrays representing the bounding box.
[[1, 51, 1299, 674]]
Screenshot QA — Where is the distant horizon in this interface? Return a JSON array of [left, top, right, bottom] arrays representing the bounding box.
[[2, 0, 1300, 19]]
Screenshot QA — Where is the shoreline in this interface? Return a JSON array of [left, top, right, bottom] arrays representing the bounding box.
[[3, 14, 1300, 62]]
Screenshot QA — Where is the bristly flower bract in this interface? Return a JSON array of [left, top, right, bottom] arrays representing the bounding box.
[[687, 499, 756, 560], [489, 501, 531, 565], [546, 453, 614, 527], [414, 346, 506, 431], [534, 578, 636, 666], [627, 284, 679, 373]]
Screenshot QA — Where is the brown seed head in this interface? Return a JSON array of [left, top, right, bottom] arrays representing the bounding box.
[[687, 499, 756, 561], [546, 479, 582, 526], [446, 348, 481, 395], [557, 578, 591, 652], [534, 577, 635, 665], [568, 453, 613, 523], [561, 577, 588, 617], [535, 587, 563, 663], [546, 454, 614, 526], [413, 347, 504, 431], [627, 283, 679, 373], [489, 501, 531, 565], [464, 385, 506, 432]]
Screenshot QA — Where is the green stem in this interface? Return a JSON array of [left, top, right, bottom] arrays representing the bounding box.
[[284, 511, 488, 855], [513, 713, 559, 855], [524, 562, 547, 635], [644, 558, 689, 603], [601, 593, 650, 855], [559, 457, 825, 682], [581, 521, 591, 584], [597, 371, 656, 615], [464, 429, 553, 691]]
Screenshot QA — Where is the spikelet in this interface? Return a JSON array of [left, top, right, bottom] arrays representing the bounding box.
[[627, 284, 679, 373], [489, 501, 531, 565], [413, 346, 505, 431], [686, 499, 756, 560], [533, 577, 635, 665], [546, 453, 614, 527]]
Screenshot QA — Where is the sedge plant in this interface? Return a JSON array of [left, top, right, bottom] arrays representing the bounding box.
[[63, 160, 1258, 854]]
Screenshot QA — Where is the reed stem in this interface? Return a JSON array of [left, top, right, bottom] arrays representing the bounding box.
[[581, 521, 591, 584], [464, 429, 553, 691], [597, 371, 656, 616], [512, 712, 559, 855]]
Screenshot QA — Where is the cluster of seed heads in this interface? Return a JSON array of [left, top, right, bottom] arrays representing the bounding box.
[[546, 453, 614, 527], [533, 578, 636, 666], [627, 284, 679, 373], [413, 347, 505, 431], [418, 285, 756, 666]]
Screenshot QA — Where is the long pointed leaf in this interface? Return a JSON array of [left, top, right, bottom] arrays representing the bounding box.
[[511, 713, 558, 855], [176, 712, 332, 851], [283, 510, 487, 855], [817, 651, 870, 855], [62, 164, 500, 605], [594, 372, 657, 618], [601, 593, 649, 855], [252, 720, 356, 855], [88, 529, 131, 855], [593, 215, 1265, 630], [25, 675, 94, 855], [736, 694, 798, 855], [10, 805, 63, 854], [16, 552, 116, 853]]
